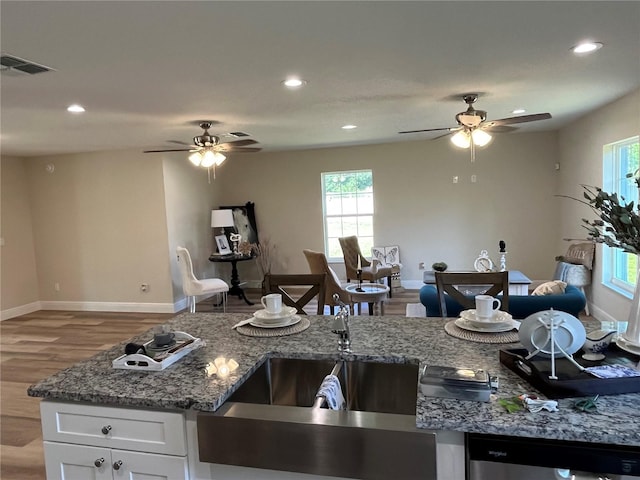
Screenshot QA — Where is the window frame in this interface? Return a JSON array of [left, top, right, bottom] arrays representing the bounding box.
[[321, 170, 374, 262], [601, 135, 639, 298]]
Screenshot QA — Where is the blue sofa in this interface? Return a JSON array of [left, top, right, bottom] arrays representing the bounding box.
[[419, 284, 586, 319]]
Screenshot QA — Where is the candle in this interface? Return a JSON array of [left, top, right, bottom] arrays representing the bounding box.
[[357, 255, 362, 270]]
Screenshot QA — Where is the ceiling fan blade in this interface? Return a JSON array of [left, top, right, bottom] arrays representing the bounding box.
[[398, 127, 455, 134], [167, 140, 194, 146], [485, 113, 552, 127], [218, 138, 259, 147], [432, 130, 459, 140], [481, 125, 519, 133], [232, 147, 262, 153], [143, 148, 192, 153]]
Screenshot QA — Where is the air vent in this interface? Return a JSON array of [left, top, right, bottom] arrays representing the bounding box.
[[0, 54, 54, 75], [228, 131, 250, 137]]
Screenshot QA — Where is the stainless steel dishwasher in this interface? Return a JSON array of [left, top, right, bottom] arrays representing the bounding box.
[[467, 433, 640, 479]]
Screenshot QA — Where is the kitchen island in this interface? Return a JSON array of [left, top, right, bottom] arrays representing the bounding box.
[[29, 313, 640, 479]]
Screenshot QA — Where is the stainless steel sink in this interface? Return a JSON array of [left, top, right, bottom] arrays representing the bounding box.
[[227, 356, 418, 415], [198, 356, 436, 480]]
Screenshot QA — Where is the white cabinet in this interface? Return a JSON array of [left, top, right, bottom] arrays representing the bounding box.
[[41, 401, 189, 480]]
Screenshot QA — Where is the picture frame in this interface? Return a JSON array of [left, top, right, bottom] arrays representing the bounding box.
[[371, 245, 400, 267], [215, 235, 232, 255], [220, 202, 259, 245]]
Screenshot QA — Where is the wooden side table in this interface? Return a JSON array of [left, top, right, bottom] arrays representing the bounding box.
[[209, 254, 255, 305], [344, 283, 390, 316]]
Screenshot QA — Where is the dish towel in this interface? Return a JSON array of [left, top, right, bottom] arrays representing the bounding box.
[[316, 374, 346, 410]]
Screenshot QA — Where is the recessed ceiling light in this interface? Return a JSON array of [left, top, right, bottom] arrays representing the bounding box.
[[67, 104, 85, 113], [512, 109, 526, 114], [342, 125, 357, 130], [571, 41, 603, 55], [282, 78, 306, 88]]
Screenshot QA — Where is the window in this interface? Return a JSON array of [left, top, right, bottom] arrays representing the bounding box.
[[322, 170, 374, 261], [602, 136, 639, 296]]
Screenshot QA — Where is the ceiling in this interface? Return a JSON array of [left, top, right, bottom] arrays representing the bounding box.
[[1, 1, 639, 157]]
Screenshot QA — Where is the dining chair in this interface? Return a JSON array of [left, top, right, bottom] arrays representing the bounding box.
[[303, 249, 354, 315], [176, 246, 229, 313], [338, 235, 394, 297], [434, 271, 510, 318], [263, 273, 326, 315]]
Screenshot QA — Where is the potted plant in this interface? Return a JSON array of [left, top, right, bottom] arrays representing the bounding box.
[[562, 173, 639, 346]]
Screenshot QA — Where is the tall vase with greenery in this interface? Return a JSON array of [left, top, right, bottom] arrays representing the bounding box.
[[564, 173, 640, 347], [252, 238, 276, 294]]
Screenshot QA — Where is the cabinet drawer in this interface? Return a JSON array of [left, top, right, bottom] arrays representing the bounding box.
[[41, 401, 186, 455]]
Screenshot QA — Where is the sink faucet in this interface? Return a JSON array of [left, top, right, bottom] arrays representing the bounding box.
[[331, 294, 351, 353]]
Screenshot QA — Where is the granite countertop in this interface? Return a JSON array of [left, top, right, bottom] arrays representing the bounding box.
[[28, 313, 640, 447]]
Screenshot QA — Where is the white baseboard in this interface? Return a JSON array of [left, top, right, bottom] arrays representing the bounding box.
[[588, 303, 615, 323], [402, 280, 425, 290], [38, 301, 178, 314], [1, 301, 42, 321]]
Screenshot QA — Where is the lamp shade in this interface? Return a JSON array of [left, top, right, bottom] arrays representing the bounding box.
[[211, 209, 235, 228]]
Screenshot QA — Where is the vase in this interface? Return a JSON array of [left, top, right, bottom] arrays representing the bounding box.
[[621, 260, 640, 346]]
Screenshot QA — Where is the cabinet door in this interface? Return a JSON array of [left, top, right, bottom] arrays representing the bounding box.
[[112, 449, 189, 480], [44, 441, 112, 480]]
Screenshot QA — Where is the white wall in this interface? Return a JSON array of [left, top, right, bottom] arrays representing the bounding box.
[[216, 131, 560, 289], [0, 156, 40, 318], [23, 151, 175, 311], [558, 88, 640, 322]]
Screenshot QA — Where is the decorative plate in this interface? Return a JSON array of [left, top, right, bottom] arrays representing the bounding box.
[[253, 306, 298, 321], [455, 317, 519, 333], [460, 309, 513, 327], [250, 315, 301, 329], [518, 310, 586, 358]]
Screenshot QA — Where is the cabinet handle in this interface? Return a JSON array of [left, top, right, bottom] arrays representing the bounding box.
[[94, 457, 105, 467], [112, 460, 123, 471], [101, 425, 112, 434]]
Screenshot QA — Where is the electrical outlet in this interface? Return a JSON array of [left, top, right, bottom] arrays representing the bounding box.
[[54, 282, 60, 292], [452, 176, 458, 184], [418, 262, 425, 270], [471, 174, 477, 183], [140, 283, 149, 293]]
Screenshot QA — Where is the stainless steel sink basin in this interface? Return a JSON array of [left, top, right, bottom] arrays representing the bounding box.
[[198, 356, 436, 480], [227, 356, 418, 415]]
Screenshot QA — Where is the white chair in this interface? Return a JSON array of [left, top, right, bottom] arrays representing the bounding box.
[[176, 246, 229, 313]]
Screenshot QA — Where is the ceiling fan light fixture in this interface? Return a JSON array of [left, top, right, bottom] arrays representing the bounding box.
[[188, 151, 203, 166], [471, 129, 492, 147], [201, 150, 216, 168], [451, 130, 471, 148], [213, 152, 226, 166]]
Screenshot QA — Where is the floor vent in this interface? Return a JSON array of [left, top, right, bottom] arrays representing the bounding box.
[[1, 54, 54, 75]]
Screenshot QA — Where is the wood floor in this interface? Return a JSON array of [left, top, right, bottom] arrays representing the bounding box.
[[0, 287, 421, 480]]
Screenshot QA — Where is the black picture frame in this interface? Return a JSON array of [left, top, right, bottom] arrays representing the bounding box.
[[220, 202, 259, 245]]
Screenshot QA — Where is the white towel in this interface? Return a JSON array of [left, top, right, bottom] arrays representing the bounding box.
[[316, 374, 346, 410]]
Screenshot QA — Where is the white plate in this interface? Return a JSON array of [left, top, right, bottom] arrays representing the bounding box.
[[250, 315, 301, 329], [616, 336, 640, 356], [253, 306, 298, 321], [518, 310, 586, 358], [455, 317, 519, 333], [460, 309, 513, 327]]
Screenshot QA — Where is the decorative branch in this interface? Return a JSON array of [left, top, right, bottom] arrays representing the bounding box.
[[558, 176, 640, 255], [252, 237, 276, 277]]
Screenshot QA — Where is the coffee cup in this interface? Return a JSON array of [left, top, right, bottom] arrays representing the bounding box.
[[475, 295, 501, 319], [261, 293, 282, 314], [153, 331, 175, 346]]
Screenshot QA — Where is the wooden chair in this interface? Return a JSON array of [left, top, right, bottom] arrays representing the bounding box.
[[434, 271, 510, 318], [303, 249, 354, 315], [338, 235, 394, 297], [263, 273, 326, 315]]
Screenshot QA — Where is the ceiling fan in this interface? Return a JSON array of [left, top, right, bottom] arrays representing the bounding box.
[[399, 94, 551, 161], [144, 121, 262, 175]]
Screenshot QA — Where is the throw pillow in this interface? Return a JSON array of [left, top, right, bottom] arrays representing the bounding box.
[[558, 243, 595, 270], [532, 280, 568, 296]]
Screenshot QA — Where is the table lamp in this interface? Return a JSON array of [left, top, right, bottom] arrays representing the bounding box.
[[211, 209, 235, 252]]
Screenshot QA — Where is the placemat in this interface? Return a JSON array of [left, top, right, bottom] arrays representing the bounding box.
[[236, 318, 311, 337], [444, 320, 519, 344]]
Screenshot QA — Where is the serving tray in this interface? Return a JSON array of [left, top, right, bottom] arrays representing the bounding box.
[[112, 331, 204, 371], [500, 344, 640, 398]]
